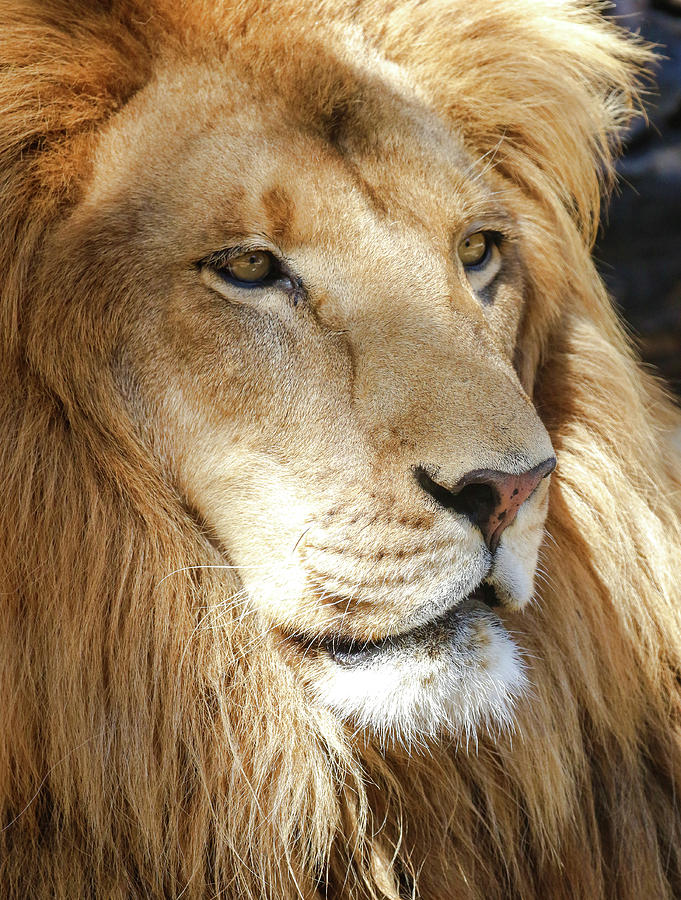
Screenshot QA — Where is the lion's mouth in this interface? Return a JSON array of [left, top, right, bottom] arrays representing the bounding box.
[[290, 581, 502, 667]]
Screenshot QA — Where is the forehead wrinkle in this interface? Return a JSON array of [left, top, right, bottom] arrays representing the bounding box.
[[313, 104, 486, 238], [335, 151, 467, 240], [261, 184, 295, 246]]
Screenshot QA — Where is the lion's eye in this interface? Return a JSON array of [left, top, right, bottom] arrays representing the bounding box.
[[199, 247, 298, 301], [224, 250, 275, 284], [456, 230, 503, 295], [457, 231, 491, 268]]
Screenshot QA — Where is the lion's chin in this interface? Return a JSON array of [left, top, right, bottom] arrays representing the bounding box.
[[307, 596, 528, 748]]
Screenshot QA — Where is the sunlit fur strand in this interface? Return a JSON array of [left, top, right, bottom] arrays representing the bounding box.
[[2, 1, 681, 898]]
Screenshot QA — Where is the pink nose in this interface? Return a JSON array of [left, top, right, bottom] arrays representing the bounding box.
[[459, 459, 556, 551], [415, 457, 556, 552]]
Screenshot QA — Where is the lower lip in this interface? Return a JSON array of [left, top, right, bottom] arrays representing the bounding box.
[[324, 582, 501, 666]]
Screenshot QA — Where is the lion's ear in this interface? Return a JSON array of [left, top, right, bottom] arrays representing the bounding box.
[[357, 0, 651, 246]]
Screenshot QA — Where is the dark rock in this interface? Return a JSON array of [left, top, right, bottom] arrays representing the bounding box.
[[597, 1, 681, 395]]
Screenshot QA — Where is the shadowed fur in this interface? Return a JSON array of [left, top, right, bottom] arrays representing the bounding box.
[[2, 1, 681, 898]]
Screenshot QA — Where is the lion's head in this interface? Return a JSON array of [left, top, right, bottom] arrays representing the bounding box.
[[57, 37, 558, 742], [2, 1, 681, 898]]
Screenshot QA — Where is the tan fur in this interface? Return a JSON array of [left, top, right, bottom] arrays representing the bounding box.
[[2, 1, 681, 897]]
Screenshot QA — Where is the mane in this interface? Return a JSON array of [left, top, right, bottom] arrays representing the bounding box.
[[2, 1, 681, 897]]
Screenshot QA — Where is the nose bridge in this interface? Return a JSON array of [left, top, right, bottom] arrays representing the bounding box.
[[353, 299, 547, 472], [330, 226, 552, 475], [422, 374, 550, 485]]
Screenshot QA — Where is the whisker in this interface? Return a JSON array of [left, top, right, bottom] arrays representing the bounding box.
[[156, 562, 270, 590]]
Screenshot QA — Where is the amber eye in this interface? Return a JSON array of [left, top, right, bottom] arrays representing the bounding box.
[[457, 231, 490, 267], [225, 250, 274, 283]]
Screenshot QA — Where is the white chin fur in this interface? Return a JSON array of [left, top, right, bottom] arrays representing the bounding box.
[[310, 606, 527, 748]]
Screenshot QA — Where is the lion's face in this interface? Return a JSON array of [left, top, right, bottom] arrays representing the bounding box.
[[63, 52, 555, 742]]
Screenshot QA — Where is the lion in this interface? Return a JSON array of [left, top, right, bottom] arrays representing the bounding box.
[[1, 0, 681, 897]]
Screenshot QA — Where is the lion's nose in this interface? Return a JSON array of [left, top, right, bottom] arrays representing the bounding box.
[[415, 457, 556, 552]]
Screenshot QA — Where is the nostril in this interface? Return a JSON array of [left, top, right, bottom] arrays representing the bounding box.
[[450, 481, 499, 530], [415, 468, 506, 531], [414, 467, 500, 522]]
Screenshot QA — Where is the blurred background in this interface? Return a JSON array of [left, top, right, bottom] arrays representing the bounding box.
[[598, 0, 681, 396]]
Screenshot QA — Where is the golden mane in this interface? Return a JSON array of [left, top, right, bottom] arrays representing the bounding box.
[[2, 1, 681, 897]]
